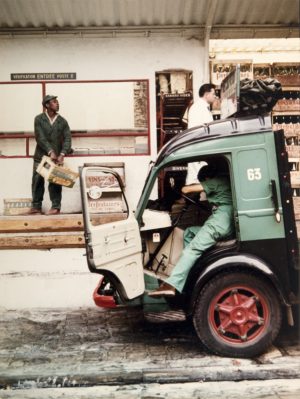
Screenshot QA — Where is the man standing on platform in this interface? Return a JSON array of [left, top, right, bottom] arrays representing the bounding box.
[[28, 95, 72, 215]]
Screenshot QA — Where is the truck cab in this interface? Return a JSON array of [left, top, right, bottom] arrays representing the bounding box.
[[79, 114, 299, 358]]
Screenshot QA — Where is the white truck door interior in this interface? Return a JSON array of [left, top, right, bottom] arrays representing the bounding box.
[[80, 166, 145, 300]]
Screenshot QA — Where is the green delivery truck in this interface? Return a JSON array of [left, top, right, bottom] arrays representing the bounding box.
[[79, 113, 299, 358], [79, 69, 299, 358]]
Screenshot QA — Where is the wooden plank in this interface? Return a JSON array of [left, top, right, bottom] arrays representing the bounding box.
[[0, 213, 127, 233], [0, 214, 84, 233], [296, 221, 300, 237], [0, 232, 85, 249]]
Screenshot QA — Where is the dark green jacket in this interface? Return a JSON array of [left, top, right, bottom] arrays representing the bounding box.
[[33, 112, 72, 162]]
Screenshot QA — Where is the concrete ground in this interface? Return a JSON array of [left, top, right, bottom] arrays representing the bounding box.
[[0, 306, 299, 398], [1, 379, 300, 399]]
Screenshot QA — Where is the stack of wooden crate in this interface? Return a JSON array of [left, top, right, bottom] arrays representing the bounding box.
[[270, 63, 300, 221]]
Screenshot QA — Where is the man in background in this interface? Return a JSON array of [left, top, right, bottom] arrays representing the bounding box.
[[185, 83, 216, 186], [29, 95, 72, 215], [188, 83, 216, 129]]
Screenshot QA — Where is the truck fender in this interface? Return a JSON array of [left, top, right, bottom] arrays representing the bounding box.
[[188, 254, 289, 314]]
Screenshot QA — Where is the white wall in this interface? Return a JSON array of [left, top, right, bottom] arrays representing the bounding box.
[[0, 248, 100, 308], [0, 36, 206, 213], [0, 36, 206, 309]]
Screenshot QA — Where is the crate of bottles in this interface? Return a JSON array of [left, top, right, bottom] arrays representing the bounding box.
[[37, 156, 79, 188], [273, 63, 300, 87], [293, 196, 300, 220], [3, 198, 32, 215]]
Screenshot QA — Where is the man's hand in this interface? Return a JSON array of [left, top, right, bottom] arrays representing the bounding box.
[[57, 154, 64, 165], [49, 150, 58, 162]]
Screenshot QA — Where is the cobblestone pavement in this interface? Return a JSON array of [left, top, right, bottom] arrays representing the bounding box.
[[0, 306, 299, 398], [1, 379, 300, 399]]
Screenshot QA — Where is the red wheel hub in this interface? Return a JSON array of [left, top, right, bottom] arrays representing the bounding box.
[[209, 286, 269, 344]]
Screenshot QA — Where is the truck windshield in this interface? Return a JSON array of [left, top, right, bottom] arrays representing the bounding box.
[[135, 161, 156, 219]]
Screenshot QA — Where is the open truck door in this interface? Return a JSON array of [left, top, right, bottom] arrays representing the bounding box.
[[79, 165, 145, 300]]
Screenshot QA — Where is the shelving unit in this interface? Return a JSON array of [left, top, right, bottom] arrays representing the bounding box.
[[158, 92, 193, 149], [0, 130, 149, 158], [256, 62, 300, 220], [272, 64, 299, 220], [155, 70, 193, 200]]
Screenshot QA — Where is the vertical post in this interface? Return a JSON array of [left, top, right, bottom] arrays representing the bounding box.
[[203, 0, 218, 83], [41, 81, 46, 110]]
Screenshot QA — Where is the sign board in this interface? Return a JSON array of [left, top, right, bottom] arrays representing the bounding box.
[[210, 60, 252, 86], [88, 198, 124, 213], [84, 164, 126, 214], [11, 73, 76, 80], [220, 65, 240, 119]]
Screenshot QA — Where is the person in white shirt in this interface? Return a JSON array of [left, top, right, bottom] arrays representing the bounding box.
[[188, 83, 216, 129], [185, 83, 216, 186]]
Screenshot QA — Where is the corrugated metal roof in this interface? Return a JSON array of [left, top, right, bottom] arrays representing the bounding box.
[[0, 0, 299, 38]]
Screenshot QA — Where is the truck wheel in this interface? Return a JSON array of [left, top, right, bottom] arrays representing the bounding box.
[[193, 272, 282, 358]]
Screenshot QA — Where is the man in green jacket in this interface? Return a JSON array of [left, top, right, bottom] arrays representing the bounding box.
[[29, 95, 72, 215], [148, 163, 234, 297]]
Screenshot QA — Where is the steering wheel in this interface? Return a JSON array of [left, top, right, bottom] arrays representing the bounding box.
[[180, 191, 199, 205]]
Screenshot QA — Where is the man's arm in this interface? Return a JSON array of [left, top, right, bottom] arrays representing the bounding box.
[[60, 120, 72, 154], [57, 120, 72, 165], [182, 183, 204, 194]]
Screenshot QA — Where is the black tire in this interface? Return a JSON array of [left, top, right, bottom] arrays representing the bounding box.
[[193, 272, 282, 358]]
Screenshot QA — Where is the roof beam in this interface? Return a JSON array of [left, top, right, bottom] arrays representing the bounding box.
[[210, 25, 299, 39], [0, 25, 298, 39]]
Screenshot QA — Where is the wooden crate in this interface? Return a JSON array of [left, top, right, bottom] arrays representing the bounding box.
[[291, 171, 300, 188], [37, 156, 79, 188], [3, 198, 32, 216], [210, 60, 253, 86], [273, 99, 300, 113], [293, 197, 300, 219], [253, 63, 271, 80], [286, 145, 300, 159], [272, 63, 300, 87]]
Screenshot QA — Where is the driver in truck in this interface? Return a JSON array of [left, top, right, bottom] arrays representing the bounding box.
[[148, 163, 235, 297]]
